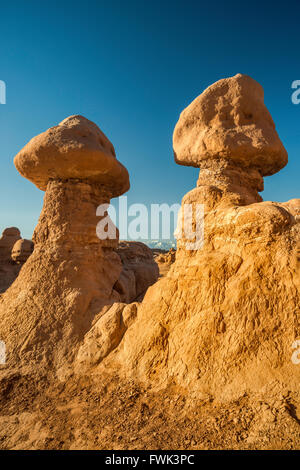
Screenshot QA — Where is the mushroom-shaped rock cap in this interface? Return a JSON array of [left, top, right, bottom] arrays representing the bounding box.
[[0, 227, 21, 260], [14, 115, 130, 195], [173, 74, 288, 176], [1, 227, 20, 239]]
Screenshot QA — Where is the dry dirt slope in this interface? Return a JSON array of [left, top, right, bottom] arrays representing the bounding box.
[[0, 370, 299, 450]]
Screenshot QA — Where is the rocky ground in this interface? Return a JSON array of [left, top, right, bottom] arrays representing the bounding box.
[[0, 371, 299, 450], [152, 249, 176, 278]]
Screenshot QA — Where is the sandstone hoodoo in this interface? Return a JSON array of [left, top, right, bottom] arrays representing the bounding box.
[[0, 227, 22, 293], [0, 227, 21, 262], [0, 77, 299, 451], [0, 232, 34, 293], [11, 239, 34, 264], [173, 73, 288, 206], [104, 74, 300, 402], [0, 115, 130, 371]]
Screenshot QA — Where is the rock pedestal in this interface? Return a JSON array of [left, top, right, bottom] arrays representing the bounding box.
[[0, 116, 129, 370], [104, 75, 300, 402]]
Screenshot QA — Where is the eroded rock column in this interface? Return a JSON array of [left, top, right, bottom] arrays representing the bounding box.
[[0, 115, 129, 371]]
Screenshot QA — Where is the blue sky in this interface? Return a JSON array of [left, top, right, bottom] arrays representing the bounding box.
[[0, 0, 299, 239]]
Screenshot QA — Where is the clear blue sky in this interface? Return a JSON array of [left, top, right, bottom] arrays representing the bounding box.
[[0, 0, 299, 239]]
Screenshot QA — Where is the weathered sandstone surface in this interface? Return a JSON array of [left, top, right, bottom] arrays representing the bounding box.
[[0, 116, 130, 372], [73, 241, 159, 372], [101, 74, 300, 402], [116, 241, 159, 302], [173, 73, 287, 176], [11, 239, 34, 264], [0, 76, 299, 450], [154, 248, 176, 265], [0, 228, 21, 262], [0, 228, 33, 293], [154, 248, 176, 277]]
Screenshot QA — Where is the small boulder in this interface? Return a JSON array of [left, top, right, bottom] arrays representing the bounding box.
[[11, 239, 34, 264]]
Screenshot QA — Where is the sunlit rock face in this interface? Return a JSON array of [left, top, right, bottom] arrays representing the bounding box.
[[0, 116, 130, 371], [101, 74, 299, 402], [11, 239, 34, 264]]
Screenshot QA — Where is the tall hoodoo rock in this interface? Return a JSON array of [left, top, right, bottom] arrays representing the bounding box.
[[0, 115, 130, 371], [104, 75, 299, 401]]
